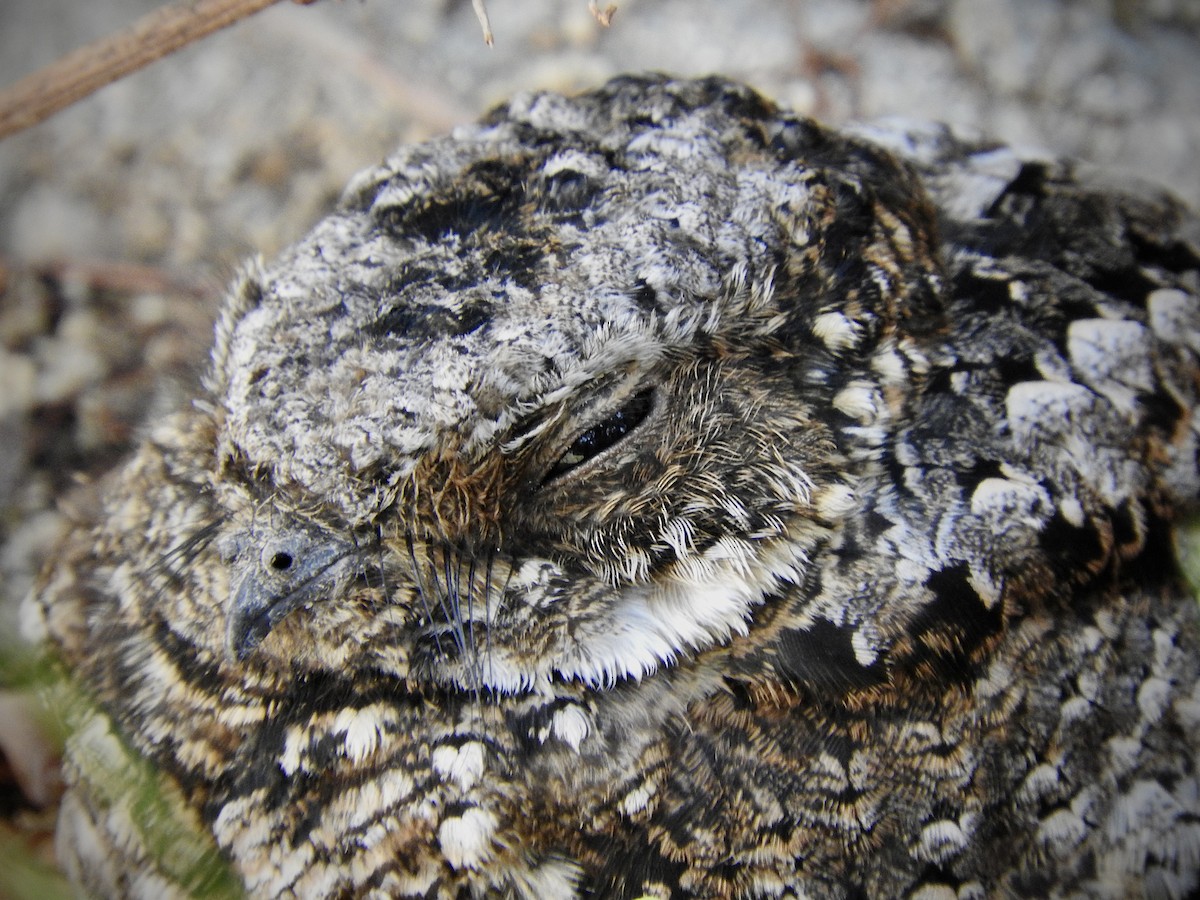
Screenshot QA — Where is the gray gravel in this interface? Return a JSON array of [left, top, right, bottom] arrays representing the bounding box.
[[0, 0, 1198, 636]]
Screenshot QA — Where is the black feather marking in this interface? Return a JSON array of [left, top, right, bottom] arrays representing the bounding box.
[[774, 618, 888, 692], [906, 563, 1004, 681]]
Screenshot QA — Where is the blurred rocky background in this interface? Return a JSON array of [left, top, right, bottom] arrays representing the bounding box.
[[0, 0, 1197, 891]]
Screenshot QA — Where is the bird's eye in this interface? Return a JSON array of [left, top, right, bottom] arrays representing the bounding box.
[[269, 551, 294, 572], [544, 389, 655, 483]]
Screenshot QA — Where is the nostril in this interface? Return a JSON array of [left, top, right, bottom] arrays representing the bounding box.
[[269, 551, 294, 572]]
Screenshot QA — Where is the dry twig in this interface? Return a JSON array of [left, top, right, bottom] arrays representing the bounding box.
[[0, 0, 623, 136], [471, 0, 495, 47], [469, 1, 617, 45], [0, 0, 320, 141], [589, 2, 619, 27]]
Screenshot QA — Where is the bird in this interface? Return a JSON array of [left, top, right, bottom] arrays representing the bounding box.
[[27, 73, 1200, 899]]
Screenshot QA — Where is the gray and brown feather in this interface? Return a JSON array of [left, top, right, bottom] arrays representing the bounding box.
[[29, 75, 1200, 898]]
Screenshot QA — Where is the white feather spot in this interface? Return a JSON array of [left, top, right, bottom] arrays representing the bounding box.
[[618, 783, 655, 818], [832, 381, 881, 423], [909, 887, 957, 900], [1173, 682, 1200, 731], [1038, 808, 1087, 852], [1104, 779, 1181, 845], [917, 819, 968, 864], [966, 571, 1002, 609], [1058, 496, 1085, 527], [1060, 696, 1094, 726], [438, 807, 498, 870], [509, 856, 585, 900], [1106, 736, 1142, 776], [541, 150, 606, 179], [815, 482, 857, 519], [1076, 625, 1104, 655], [1005, 381, 1094, 439], [279, 725, 306, 776], [550, 704, 591, 751], [334, 705, 383, 763], [870, 343, 906, 384], [1067, 318, 1154, 413], [1137, 676, 1172, 724], [851, 629, 879, 668], [1153, 627, 1178, 671], [1076, 670, 1101, 702], [1019, 762, 1061, 803], [812, 311, 860, 351], [969, 477, 1050, 529], [1148, 287, 1200, 347], [431, 741, 486, 790]]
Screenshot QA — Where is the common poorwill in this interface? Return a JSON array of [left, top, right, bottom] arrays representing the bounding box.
[[29, 75, 1200, 899]]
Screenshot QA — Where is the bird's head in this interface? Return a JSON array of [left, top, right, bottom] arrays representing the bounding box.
[[208, 76, 944, 695]]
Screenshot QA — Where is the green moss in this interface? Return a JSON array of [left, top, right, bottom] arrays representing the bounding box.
[[0, 839, 74, 900], [1177, 516, 1200, 600], [1, 648, 243, 899]]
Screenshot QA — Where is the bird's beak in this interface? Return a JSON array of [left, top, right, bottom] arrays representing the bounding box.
[[226, 531, 358, 660]]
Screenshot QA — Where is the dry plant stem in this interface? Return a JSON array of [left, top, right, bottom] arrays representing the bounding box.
[[470, 1, 614, 44], [0, 0, 320, 141], [471, 0, 494, 46], [588, 2, 618, 27]]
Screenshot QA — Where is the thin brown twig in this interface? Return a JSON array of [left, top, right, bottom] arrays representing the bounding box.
[[0, 0, 320, 141]]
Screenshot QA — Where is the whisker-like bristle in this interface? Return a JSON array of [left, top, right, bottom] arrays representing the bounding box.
[[482, 549, 495, 692], [401, 535, 501, 698], [405, 531, 445, 659], [438, 545, 468, 661], [464, 548, 483, 699], [156, 519, 222, 579]]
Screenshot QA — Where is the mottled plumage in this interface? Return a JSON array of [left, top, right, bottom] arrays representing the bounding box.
[[29, 75, 1200, 898]]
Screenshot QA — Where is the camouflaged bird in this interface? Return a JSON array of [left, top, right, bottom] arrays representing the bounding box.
[[28, 75, 1200, 898]]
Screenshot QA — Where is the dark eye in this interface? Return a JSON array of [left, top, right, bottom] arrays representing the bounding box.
[[544, 389, 655, 483], [269, 551, 294, 572]]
